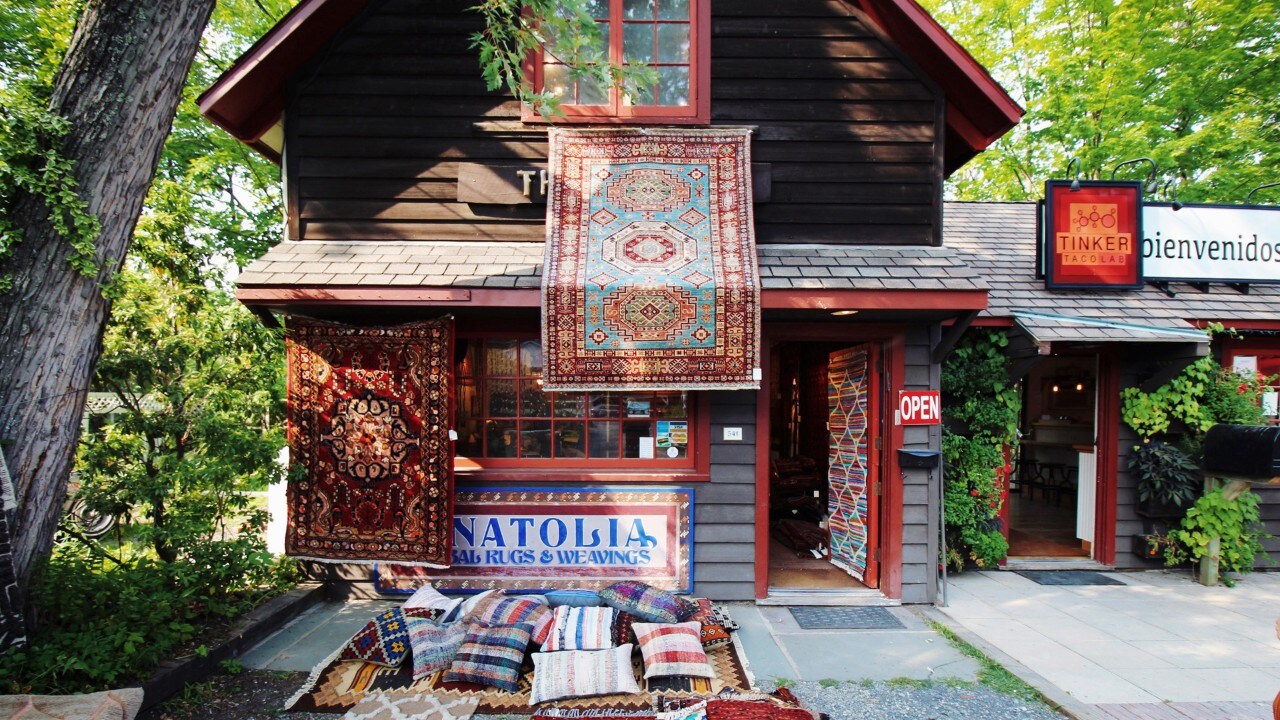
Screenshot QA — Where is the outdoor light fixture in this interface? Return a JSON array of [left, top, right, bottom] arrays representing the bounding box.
[[831, 310, 859, 316], [1052, 384, 1060, 393], [1110, 157, 1159, 193], [1065, 157, 1083, 192], [1246, 182, 1280, 205], [1162, 180, 1184, 211]]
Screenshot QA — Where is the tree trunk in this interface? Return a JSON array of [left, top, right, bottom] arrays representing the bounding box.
[[0, 0, 216, 614]]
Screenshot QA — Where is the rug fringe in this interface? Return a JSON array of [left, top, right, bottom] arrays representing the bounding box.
[[290, 555, 450, 569], [284, 640, 346, 711]]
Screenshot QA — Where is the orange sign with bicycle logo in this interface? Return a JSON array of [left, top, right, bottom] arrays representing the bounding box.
[[1043, 181, 1144, 289]]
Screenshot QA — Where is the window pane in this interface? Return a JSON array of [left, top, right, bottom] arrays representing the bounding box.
[[457, 419, 483, 457], [654, 392, 687, 418], [520, 340, 543, 376], [624, 0, 655, 20], [487, 420, 519, 457], [486, 340, 518, 376], [623, 394, 652, 417], [656, 66, 689, 106], [587, 0, 610, 19], [589, 392, 620, 418], [577, 74, 609, 105], [521, 421, 552, 458], [656, 23, 690, 63], [556, 422, 586, 458], [488, 378, 518, 417], [657, 0, 689, 20], [622, 420, 652, 458], [521, 380, 551, 417], [457, 381, 480, 418], [456, 339, 480, 378], [623, 23, 655, 64], [543, 63, 572, 101], [588, 421, 620, 458], [554, 392, 586, 418]]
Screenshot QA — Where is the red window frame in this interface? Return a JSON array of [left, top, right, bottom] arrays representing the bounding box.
[[521, 0, 711, 124], [454, 330, 711, 482]]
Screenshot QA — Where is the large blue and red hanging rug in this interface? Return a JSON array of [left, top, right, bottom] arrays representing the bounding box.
[[285, 317, 454, 566], [542, 128, 761, 391]]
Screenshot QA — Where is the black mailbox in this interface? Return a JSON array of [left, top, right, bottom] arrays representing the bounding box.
[[898, 449, 942, 470], [1202, 424, 1280, 478]]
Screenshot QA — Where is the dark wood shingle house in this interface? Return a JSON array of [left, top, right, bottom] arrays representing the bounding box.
[[202, 0, 1021, 604]]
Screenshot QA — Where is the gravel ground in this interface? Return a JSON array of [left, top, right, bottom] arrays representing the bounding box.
[[139, 670, 1066, 720]]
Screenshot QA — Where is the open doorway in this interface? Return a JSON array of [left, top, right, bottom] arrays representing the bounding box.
[[1008, 355, 1098, 558], [767, 342, 881, 590]]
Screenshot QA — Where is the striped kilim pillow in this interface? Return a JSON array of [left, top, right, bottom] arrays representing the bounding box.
[[599, 581, 698, 624], [542, 606, 619, 651], [632, 622, 713, 679], [339, 608, 411, 667], [405, 615, 466, 680], [529, 644, 641, 705], [464, 591, 554, 645], [442, 622, 533, 692]]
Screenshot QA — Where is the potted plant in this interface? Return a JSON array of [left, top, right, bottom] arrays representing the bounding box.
[[1130, 441, 1200, 519]]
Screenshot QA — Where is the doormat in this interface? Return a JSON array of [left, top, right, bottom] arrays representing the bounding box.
[[1014, 570, 1126, 586], [787, 606, 905, 630]]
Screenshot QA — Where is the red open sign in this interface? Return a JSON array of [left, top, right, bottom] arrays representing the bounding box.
[[898, 391, 941, 426]]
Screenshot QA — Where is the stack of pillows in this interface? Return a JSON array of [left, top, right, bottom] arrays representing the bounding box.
[[334, 580, 739, 707]]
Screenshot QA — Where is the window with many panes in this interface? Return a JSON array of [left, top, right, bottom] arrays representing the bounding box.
[[455, 338, 696, 468], [526, 0, 709, 123]]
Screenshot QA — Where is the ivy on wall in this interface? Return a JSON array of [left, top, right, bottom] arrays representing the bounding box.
[[941, 329, 1020, 571]]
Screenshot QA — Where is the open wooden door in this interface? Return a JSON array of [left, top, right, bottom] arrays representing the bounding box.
[[827, 345, 880, 585]]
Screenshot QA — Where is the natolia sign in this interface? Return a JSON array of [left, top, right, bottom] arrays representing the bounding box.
[[1042, 180, 1144, 289]]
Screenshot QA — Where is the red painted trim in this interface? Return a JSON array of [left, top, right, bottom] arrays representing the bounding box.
[[752, 321, 908, 600], [1193, 319, 1280, 332], [198, 0, 373, 145], [1094, 349, 1120, 565], [970, 316, 1014, 327], [761, 289, 987, 311], [239, 286, 989, 311]]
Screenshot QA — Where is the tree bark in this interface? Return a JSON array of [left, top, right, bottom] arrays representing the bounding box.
[[0, 0, 216, 611]]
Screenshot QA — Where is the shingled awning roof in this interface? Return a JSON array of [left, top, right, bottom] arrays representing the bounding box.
[[236, 241, 986, 295], [1012, 312, 1209, 353], [945, 202, 1280, 332]]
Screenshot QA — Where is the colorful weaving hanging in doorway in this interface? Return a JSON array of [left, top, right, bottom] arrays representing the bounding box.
[[542, 128, 761, 390], [285, 317, 454, 566], [827, 346, 871, 581]]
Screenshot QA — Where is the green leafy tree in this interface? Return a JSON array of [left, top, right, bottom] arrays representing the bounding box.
[[923, 0, 1280, 202]]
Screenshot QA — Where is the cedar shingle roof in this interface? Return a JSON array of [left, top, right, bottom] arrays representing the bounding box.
[[236, 241, 986, 293], [944, 201, 1280, 326]]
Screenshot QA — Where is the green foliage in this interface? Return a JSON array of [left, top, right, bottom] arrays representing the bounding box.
[[922, 0, 1280, 203], [1164, 488, 1268, 576], [941, 330, 1019, 570], [1120, 357, 1216, 441], [469, 0, 656, 117], [0, 540, 298, 694], [1128, 441, 1200, 508]]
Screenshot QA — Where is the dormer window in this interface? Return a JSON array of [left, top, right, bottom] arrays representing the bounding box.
[[525, 0, 709, 123]]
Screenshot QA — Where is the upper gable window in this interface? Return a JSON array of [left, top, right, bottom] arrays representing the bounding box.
[[526, 0, 709, 123]]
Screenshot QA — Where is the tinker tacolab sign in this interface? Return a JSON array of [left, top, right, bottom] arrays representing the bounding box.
[[1143, 204, 1280, 284], [1042, 180, 1144, 289]]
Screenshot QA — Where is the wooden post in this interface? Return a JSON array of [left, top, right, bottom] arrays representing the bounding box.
[[1197, 476, 1222, 586]]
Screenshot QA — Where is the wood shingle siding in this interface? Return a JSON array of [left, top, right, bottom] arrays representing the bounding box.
[[901, 325, 941, 604], [695, 391, 758, 600], [286, 0, 943, 247]]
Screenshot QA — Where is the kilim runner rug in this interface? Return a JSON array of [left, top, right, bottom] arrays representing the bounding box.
[[286, 636, 753, 715], [542, 128, 760, 391], [285, 317, 454, 566]]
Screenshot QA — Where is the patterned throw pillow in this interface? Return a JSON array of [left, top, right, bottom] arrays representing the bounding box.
[[542, 606, 619, 651], [632, 622, 713, 679], [544, 589, 603, 607], [613, 611, 635, 646], [339, 608, 411, 667], [442, 622, 533, 692], [686, 598, 733, 648], [463, 591, 554, 646], [598, 581, 698, 624], [402, 583, 462, 619], [529, 644, 641, 705], [405, 614, 466, 680]]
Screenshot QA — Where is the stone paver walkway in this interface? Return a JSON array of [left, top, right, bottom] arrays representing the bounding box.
[[939, 569, 1280, 719]]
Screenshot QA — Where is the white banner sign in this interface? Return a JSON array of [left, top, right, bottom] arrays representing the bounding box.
[[1143, 204, 1280, 283]]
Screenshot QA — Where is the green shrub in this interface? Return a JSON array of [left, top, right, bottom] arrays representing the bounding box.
[[1164, 488, 1269, 578], [1129, 441, 1200, 508]]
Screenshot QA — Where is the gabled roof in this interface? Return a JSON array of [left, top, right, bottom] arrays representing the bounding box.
[[199, 0, 1021, 172]]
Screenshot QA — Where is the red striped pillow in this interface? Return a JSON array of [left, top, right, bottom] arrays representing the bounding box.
[[631, 622, 713, 679]]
